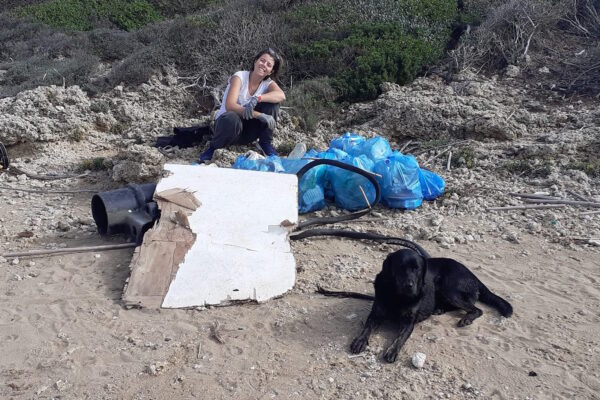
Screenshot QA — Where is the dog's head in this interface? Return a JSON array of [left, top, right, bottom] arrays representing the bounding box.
[[379, 249, 426, 298]]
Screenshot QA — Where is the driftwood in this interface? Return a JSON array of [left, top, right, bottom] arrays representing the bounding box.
[[566, 190, 593, 202], [9, 165, 88, 181], [579, 210, 600, 216], [399, 140, 412, 153], [1, 243, 137, 258], [487, 204, 566, 211], [522, 198, 600, 208], [0, 184, 96, 194], [210, 321, 225, 344], [508, 192, 563, 200]]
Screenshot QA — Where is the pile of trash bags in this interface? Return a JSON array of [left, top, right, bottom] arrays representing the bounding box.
[[233, 133, 445, 214]]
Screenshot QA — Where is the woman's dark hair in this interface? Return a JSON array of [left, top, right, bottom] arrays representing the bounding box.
[[251, 48, 283, 81]]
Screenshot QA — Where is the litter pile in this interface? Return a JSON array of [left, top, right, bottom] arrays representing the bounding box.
[[232, 133, 445, 213]]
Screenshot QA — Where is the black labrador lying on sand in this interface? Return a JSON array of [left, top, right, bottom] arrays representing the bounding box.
[[346, 249, 513, 363]]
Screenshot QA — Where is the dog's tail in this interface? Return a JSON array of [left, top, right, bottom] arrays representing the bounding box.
[[479, 284, 513, 317]]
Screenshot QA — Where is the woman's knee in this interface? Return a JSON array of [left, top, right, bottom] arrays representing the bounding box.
[[212, 112, 242, 147], [255, 102, 280, 120]]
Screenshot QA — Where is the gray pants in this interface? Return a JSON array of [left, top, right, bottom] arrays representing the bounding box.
[[210, 102, 279, 150]]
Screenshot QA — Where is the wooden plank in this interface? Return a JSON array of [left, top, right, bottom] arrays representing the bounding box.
[[122, 192, 197, 308]]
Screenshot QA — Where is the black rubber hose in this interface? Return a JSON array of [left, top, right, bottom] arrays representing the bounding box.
[[289, 228, 430, 259], [0, 142, 9, 170], [295, 159, 381, 230]]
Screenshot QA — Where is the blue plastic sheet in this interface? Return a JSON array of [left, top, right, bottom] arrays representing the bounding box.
[[374, 152, 423, 209], [329, 154, 376, 211]]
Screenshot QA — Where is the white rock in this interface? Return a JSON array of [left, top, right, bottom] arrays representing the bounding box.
[[12, 257, 19, 265], [411, 352, 426, 368], [505, 65, 520, 77]]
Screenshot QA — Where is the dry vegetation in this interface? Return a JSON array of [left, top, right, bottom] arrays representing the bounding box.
[[0, 0, 598, 123], [452, 0, 600, 95]]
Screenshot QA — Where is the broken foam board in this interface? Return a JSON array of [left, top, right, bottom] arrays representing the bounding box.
[[123, 164, 298, 309]]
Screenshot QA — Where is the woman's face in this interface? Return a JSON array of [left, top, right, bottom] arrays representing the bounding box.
[[253, 53, 275, 78]]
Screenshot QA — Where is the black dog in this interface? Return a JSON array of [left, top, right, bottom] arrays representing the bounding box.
[[349, 249, 513, 363]]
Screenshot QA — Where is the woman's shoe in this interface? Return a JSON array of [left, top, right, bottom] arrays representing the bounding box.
[[199, 146, 215, 162], [257, 141, 278, 157]]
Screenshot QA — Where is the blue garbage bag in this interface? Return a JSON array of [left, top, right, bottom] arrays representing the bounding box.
[[329, 132, 366, 153], [350, 136, 393, 162], [374, 152, 423, 209], [281, 158, 327, 213], [329, 154, 376, 211], [232, 154, 284, 173], [304, 148, 320, 158], [418, 168, 445, 201], [316, 148, 349, 200]]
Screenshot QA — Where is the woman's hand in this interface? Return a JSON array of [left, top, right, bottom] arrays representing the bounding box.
[[242, 96, 259, 120], [257, 113, 276, 130]]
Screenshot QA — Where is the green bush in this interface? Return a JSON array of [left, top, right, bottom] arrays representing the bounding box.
[[89, 28, 138, 61], [1, 0, 462, 104], [148, 0, 222, 17], [1, 50, 98, 98], [286, 77, 338, 132], [15, 0, 163, 31], [284, 0, 457, 102], [292, 22, 449, 101]]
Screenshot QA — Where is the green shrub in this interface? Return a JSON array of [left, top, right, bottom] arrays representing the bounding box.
[[504, 159, 552, 178], [148, 0, 221, 17], [89, 28, 138, 61], [286, 77, 338, 132], [78, 157, 107, 171], [104, 45, 167, 86], [337, 24, 447, 101], [291, 23, 448, 102], [15, 0, 163, 31], [0, 50, 98, 98], [451, 147, 477, 168], [568, 160, 600, 177], [285, 0, 457, 102]]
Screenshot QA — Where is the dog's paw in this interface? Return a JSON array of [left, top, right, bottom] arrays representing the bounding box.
[[457, 318, 473, 327], [382, 346, 399, 363], [350, 337, 367, 354]]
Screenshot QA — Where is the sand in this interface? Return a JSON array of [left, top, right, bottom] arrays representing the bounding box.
[[1, 181, 599, 399]]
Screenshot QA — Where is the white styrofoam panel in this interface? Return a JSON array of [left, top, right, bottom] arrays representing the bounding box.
[[158, 164, 298, 308]]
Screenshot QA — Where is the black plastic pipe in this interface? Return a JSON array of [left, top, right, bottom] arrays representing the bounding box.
[[91, 183, 159, 244]]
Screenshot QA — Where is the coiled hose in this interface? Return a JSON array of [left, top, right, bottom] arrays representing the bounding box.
[[290, 159, 430, 258]]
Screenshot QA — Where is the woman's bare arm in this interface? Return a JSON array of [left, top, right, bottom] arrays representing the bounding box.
[[224, 76, 245, 115], [260, 81, 286, 104]]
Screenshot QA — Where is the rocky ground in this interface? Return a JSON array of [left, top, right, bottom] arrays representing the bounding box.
[[0, 68, 599, 399]]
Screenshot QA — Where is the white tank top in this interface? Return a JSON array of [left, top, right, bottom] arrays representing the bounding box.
[[216, 71, 273, 119]]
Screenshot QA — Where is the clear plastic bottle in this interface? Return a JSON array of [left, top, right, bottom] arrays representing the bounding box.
[[287, 142, 307, 159]]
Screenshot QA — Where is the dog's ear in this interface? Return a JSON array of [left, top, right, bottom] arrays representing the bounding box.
[[381, 256, 392, 275]]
